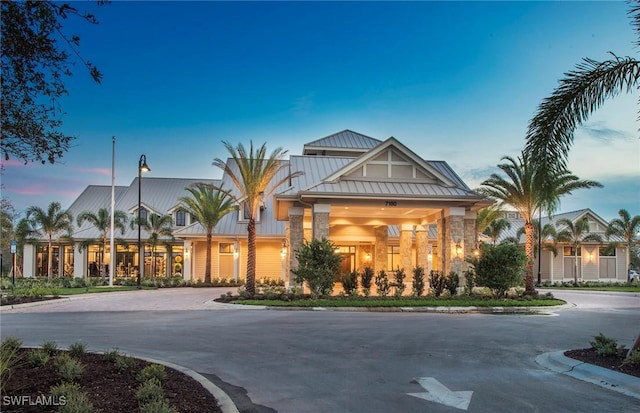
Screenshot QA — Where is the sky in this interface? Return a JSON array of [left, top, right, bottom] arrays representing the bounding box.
[[2, 0, 639, 223]]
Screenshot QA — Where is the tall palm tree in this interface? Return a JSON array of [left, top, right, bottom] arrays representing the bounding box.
[[525, 2, 640, 180], [483, 218, 512, 245], [139, 213, 174, 277], [213, 141, 303, 296], [76, 208, 128, 277], [179, 183, 236, 283], [23, 202, 73, 278], [480, 153, 602, 293], [556, 217, 604, 284], [606, 208, 640, 278]]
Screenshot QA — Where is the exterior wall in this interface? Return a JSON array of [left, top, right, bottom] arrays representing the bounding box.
[[74, 244, 86, 278], [552, 251, 564, 280], [255, 241, 284, 281], [581, 246, 599, 281], [330, 225, 375, 241], [616, 247, 627, 281]]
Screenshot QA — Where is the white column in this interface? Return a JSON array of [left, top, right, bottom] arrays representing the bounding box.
[[74, 243, 86, 278], [23, 244, 36, 278], [183, 240, 192, 281]]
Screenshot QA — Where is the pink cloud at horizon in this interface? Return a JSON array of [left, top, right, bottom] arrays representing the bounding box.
[[74, 167, 110, 176]]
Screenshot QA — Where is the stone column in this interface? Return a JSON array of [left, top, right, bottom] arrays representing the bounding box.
[[445, 207, 466, 276], [399, 224, 413, 272], [374, 226, 388, 273], [415, 225, 428, 270], [289, 207, 304, 286], [436, 215, 446, 274], [312, 204, 330, 240]]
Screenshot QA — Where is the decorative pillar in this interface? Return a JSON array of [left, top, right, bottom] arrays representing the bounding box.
[[289, 207, 304, 286], [374, 226, 388, 273], [312, 204, 330, 240], [22, 244, 36, 278], [444, 207, 466, 276], [183, 240, 192, 281], [73, 243, 85, 278], [416, 225, 428, 270], [399, 224, 413, 271]]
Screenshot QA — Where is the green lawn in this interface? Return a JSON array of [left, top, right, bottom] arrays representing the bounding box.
[[55, 286, 153, 295], [232, 297, 566, 308]]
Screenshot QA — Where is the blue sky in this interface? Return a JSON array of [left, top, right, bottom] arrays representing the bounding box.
[[3, 1, 638, 222]]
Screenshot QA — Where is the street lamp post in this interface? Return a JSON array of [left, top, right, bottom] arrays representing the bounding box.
[[137, 155, 151, 289]]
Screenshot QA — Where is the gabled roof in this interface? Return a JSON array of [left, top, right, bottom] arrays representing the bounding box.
[[498, 208, 625, 244], [323, 137, 457, 187], [303, 129, 382, 155]]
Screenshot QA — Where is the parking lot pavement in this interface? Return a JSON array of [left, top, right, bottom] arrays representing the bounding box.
[[0, 287, 235, 313]]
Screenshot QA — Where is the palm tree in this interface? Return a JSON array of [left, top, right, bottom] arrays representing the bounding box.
[[480, 153, 602, 293], [556, 217, 604, 284], [606, 209, 640, 279], [139, 213, 174, 277], [213, 141, 303, 296], [525, 2, 640, 181], [23, 202, 73, 278], [516, 220, 561, 258], [475, 205, 503, 236], [179, 183, 236, 283], [76, 208, 128, 277], [483, 218, 512, 245]]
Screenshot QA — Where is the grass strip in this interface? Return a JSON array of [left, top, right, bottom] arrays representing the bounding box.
[[232, 298, 566, 307]]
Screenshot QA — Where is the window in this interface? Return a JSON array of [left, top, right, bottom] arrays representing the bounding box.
[[239, 202, 260, 222], [387, 246, 400, 270], [599, 246, 616, 257], [139, 208, 148, 222], [219, 243, 235, 278], [175, 210, 186, 226], [335, 245, 356, 277], [563, 246, 581, 256]]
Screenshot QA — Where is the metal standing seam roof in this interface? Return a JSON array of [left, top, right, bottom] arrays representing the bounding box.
[[496, 209, 625, 244], [299, 180, 481, 199], [303, 129, 382, 151], [70, 177, 220, 240]]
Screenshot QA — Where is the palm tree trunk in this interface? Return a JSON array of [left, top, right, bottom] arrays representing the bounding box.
[[205, 233, 212, 284], [524, 221, 535, 293], [47, 237, 53, 279], [574, 247, 579, 284], [246, 218, 256, 296]]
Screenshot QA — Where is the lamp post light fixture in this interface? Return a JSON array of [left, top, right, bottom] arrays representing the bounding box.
[[137, 154, 151, 289], [455, 241, 463, 257]]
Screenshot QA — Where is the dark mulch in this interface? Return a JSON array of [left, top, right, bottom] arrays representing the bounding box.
[[0, 296, 62, 306], [2, 349, 221, 413], [564, 348, 640, 378]]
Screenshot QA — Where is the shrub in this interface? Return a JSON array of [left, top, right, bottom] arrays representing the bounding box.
[[412, 266, 425, 296], [445, 272, 460, 296], [374, 270, 391, 297], [1, 338, 23, 395], [341, 271, 359, 296], [429, 271, 446, 297], [55, 353, 84, 382], [41, 340, 58, 355], [292, 238, 342, 299], [622, 350, 640, 367], [50, 382, 94, 413], [26, 349, 50, 367], [138, 364, 167, 383], [140, 399, 177, 413], [114, 354, 137, 372], [463, 270, 476, 295], [589, 333, 623, 357], [103, 348, 121, 363], [360, 267, 374, 297], [136, 378, 165, 404], [393, 267, 406, 297], [466, 243, 526, 297], [68, 342, 87, 358]]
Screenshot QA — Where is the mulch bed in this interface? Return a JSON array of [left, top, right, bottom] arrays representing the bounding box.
[[0, 296, 62, 306], [2, 349, 221, 413], [564, 348, 640, 378]]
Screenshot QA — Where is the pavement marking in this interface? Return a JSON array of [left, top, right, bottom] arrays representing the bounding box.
[[407, 377, 473, 411]]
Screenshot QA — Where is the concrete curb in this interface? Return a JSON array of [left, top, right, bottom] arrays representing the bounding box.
[[137, 355, 240, 413], [0, 297, 72, 311], [535, 350, 640, 399]]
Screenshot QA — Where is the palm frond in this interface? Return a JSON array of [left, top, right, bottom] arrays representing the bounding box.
[[525, 55, 640, 171]]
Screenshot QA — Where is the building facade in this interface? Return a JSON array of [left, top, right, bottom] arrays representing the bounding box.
[[22, 130, 493, 285]]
